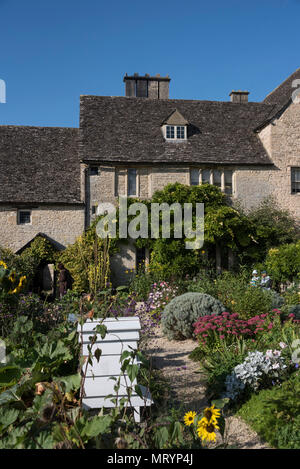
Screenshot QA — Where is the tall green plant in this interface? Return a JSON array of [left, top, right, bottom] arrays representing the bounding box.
[[58, 225, 111, 294]]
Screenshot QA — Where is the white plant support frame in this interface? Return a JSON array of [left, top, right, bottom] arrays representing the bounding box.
[[77, 317, 153, 422]]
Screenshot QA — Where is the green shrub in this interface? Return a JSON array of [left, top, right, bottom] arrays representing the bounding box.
[[245, 197, 300, 264], [188, 271, 277, 320], [283, 283, 300, 306], [129, 270, 163, 301], [161, 292, 224, 340], [237, 372, 300, 449], [187, 274, 217, 297], [269, 290, 285, 309], [199, 340, 250, 401], [265, 241, 300, 284]]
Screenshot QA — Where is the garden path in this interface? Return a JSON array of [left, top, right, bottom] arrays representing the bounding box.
[[138, 305, 270, 449]]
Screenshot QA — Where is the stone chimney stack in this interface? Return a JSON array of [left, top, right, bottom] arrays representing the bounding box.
[[229, 90, 249, 103], [123, 73, 171, 99]]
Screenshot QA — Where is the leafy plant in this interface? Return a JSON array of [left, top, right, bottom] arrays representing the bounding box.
[[161, 292, 224, 340], [58, 226, 111, 294], [265, 241, 300, 285], [237, 371, 300, 449], [223, 350, 288, 400]]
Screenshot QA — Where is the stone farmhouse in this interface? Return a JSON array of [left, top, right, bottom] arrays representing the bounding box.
[[0, 69, 299, 284]]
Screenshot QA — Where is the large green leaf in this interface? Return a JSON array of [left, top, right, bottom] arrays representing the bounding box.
[[82, 415, 113, 438], [53, 373, 81, 393], [0, 365, 21, 388], [0, 408, 20, 433], [154, 426, 169, 449]]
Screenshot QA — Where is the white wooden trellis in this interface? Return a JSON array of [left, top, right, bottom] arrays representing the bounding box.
[[77, 317, 153, 422]]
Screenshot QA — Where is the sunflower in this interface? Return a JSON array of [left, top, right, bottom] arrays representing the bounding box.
[[197, 417, 220, 442], [0, 260, 7, 269], [203, 405, 221, 423], [183, 411, 197, 426]]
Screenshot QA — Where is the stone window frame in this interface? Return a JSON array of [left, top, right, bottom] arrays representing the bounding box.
[[126, 168, 140, 197], [163, 124, 187, 141], [17, 209, 32, 225], [189, 168, 235, 195], [291, 167, 300, 194]]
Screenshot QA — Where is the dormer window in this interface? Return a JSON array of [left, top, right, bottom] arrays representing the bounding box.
[[176, 126, 185, 139], [162, 109, 188, 141], [164, 124, 187, 141], [166, 125, 175, 139]]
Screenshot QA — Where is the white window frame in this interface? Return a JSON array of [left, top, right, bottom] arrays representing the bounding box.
[[164, 125, 187, 141], [18, 210, 32, 225]]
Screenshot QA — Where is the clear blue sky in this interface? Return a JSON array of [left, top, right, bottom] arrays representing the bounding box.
[[0, 0, 299, 127]]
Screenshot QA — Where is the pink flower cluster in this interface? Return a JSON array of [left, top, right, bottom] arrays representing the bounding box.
[[147, 281, 178, 315], [193, 309, 289, 346], [194, 312, 254, 346]]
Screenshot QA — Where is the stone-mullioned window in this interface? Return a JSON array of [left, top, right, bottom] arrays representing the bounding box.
[[190, 168, 234, 195]]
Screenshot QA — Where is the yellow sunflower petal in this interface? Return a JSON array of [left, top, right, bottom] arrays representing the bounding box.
[[183, 411, 197, 426]]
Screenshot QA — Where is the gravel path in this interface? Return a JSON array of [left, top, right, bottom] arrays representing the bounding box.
[[139, 311, 270, 449]]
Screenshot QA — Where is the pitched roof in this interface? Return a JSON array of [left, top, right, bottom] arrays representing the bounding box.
[[79, 96, 277, 165], [0, 126, 82, 204], [263, 67, 300, 109], [15, 232, 63, 254], [162, 109, 189, 125]]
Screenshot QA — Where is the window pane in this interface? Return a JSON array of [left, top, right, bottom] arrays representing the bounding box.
[[19, 211, 31, 224], [166, 126, 175, 139], [292, 182, 300, 193], [224, 170, 233, 195], [90, 166, 99, 176], [128, 169, 137, 196], [291, 168, 300, 193], [190, 169, 199, 185], [292, 168, 300, 182], [176, 126, 185, 139], [213, 170, 221, 188], [202, 169, 210, 184]]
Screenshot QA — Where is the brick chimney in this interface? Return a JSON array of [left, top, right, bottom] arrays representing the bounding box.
[[229, 90, 249, 103], [123, 73, 171, 99]]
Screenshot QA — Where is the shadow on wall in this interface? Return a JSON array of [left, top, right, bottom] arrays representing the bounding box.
[[110, 240, 137, 287]]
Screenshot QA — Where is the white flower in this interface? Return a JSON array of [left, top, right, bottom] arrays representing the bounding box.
[[279, 342, 287, 349]]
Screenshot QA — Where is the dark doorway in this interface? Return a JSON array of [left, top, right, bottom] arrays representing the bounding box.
[[136, 247, 146, 272]]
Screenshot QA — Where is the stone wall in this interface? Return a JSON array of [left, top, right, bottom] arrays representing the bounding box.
[[0, 205, 85, 252], [229, 102, 300, 220]]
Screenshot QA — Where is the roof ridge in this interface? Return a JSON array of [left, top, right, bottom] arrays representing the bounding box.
[[0, 125, 78, 130], [263, 67, 300, 104]]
